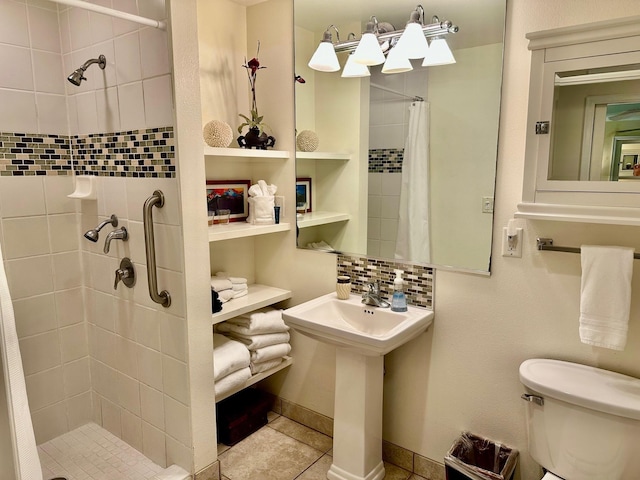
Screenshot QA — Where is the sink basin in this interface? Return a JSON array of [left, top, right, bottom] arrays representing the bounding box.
[[283, 292, 434, 356]]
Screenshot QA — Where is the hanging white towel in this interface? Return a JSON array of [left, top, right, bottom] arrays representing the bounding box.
[[579, 245, 634, 350], [212, 334, 250, 381]]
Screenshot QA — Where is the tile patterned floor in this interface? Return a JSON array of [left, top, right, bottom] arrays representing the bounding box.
[[218, 413, 427, 480]]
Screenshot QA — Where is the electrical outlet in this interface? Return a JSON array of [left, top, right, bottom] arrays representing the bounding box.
[[482, 196, 494, 213], [502, 227, 523, 257]]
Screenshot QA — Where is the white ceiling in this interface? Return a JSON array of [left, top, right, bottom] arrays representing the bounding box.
[[294, 0, 506, 50]]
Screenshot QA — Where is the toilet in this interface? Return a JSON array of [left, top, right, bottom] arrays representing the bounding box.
[[519, 358, 640, 480]]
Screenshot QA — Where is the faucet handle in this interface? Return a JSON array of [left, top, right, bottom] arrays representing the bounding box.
[[367, 281, 380, 294], [114, 257, 135, 290]]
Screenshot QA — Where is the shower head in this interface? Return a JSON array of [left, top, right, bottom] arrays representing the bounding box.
[[67, 54, 107, 86], [84, 214, 118, 242]]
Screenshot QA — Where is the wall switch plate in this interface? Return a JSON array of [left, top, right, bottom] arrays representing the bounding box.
[[502, 227, 523, 257], [482, 196, 494, 213]]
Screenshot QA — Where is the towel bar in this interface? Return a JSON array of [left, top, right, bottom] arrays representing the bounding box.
[[537, 237, 640, 259]]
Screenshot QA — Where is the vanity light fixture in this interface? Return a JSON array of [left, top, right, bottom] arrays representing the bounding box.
[[394, 6, 430, 59], [352, 17, 386, 66], [342, 52, 371, 78], [381, 44, 413, 74], [422, 33, 456, 66], [307, 24, 340, 72]]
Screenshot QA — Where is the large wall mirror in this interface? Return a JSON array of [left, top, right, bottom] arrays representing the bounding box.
[[293, 0, 506, 273]]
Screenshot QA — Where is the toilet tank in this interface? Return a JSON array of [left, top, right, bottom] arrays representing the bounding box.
[[519, 359, 640, 480]]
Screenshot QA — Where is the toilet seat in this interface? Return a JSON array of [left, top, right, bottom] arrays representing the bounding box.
[[542, 472, 563, 480]]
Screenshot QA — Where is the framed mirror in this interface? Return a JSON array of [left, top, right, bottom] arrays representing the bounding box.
[[293, 0, 506, 273]]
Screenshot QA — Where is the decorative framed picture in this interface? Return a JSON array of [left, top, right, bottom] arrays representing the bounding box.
[[206, 180, 251, 222], [296, 177, 312, 212]]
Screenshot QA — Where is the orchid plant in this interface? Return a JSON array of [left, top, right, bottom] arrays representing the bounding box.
[[238, 41, 271, 136]]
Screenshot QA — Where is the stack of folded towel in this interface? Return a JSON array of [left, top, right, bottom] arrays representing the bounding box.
[[211, 272, 248, 305], [216, 307, 291, 374], [213, 333, 251, 398]]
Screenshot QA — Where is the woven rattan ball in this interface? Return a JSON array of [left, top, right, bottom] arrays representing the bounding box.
[[203, 120, 233, 147], [296, 130, 319, 152]]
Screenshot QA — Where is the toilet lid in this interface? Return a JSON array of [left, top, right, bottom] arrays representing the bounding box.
[[542, 472, 563, 480]]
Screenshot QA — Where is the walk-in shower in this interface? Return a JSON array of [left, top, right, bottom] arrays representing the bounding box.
[[67, 54, 107, 86]]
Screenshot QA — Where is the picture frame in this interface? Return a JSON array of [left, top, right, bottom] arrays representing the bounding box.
[[206, 180, 251, 222], [296, 177, 312, 212]]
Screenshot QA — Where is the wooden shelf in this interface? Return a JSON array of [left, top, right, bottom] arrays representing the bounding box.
[[215, 356, 293, 402], [296, 151, 350, 161], [208, 222, 290, 242], [204, 146, 290, 159], [297, 211, 350, 228], [212, 284, 292, 324]]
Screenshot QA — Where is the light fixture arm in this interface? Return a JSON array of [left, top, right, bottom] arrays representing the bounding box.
[[323, 24, 340, 44]]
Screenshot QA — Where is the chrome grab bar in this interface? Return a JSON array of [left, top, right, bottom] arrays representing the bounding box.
[[143, 190, 171, 307]]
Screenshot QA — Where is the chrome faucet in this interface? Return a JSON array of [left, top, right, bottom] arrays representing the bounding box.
[[362, 282, 390, 308], [103, 227, 128, 254]]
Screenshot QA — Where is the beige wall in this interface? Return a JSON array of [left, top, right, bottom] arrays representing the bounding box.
[[262, 2, 640, 480]]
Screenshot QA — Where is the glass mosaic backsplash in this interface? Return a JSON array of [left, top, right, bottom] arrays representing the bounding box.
[[0, 127, 175, 177], [368, 148, 404, 173], [337, 254, 434, 309]]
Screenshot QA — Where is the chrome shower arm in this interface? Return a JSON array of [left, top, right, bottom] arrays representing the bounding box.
[[81, 55, 106, 72]]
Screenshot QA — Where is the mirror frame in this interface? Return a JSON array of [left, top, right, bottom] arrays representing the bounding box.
[[517, 15, 640, 225]]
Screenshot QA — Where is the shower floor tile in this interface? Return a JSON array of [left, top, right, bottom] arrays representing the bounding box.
[[38, 422, 188, 480]]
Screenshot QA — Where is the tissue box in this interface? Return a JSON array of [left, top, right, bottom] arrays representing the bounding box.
[[247, 196, 275, 224]]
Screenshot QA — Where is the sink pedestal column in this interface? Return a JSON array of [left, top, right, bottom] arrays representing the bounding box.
[[328, 349, 385, 480]]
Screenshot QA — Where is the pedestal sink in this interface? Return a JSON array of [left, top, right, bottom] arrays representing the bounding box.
[[283, 292, 434, 480]]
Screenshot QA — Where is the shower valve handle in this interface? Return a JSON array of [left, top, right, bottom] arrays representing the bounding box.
[[114, 258, 135, 290]]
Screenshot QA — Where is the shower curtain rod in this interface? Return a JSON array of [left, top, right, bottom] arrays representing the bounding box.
[[48, 0, 166, 30], [370, 83, 424, 102]]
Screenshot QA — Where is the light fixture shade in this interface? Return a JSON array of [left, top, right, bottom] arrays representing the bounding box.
[[422, 38, 456, 66], [342, 54, 370, 78], [381, 47, 413, 74], [395, 22, 429, 59], [352, 32, 385, 66], [308, 41, 340, 72]]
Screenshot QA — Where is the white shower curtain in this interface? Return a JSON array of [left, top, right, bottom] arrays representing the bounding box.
[[0, 242, 43, 480], [395, 101, 431, 264]]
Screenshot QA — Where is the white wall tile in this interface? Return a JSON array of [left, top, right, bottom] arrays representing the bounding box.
[[93, 327, 116, 368], [114, 296, 135, 340], [68, 6, 92, 51], [114, 32, 142, 84], [125, 178, 180, 225], [99, 177, 128, 222], [153, 223, 183, 273], [0, 0, 29, 47], [143, 75, 173, 128], [0, 89, 37, 132], [58, 8, 71, 54], [55, 288, 85, 327], [26, 0, 58, 11], [368, 195, 381, 218], [44, 176, 76, 214], [19, 330, 60, 375], [381, 195, 400, 219], [66, 94, 79, 135], [87, 249, 118, 294], [93, 40, 117, 88], [140, 383, 164, 429], [32, 51, 65, 94], [0, 177, 46, 217], [367, 239, 380, 257], [166, 435, 191, 473], [75, 91, 99, 135], [138, 0, 166, 21], [66, 391, 92, 429], [25, 366, 64, 411], [134, 304, 160, 351], [163, 395, 191, 447], [2, 216, 50, 259], [89, 0, 114, 46], [111, 0, 139, 36], [117, 81, 145, 131], [139, 27, 169, 78], [13, 293, 57, 338], [379, 240, 397, 259], [96, 86, 121, 133], [142, 421, 166, 468], [36, 93, 69, 135], [382, 173, 402, 196], [116, 336, 138, 378], [6, 256, 54, 299], [27, 5, 60, 53], [90, 290, 115, 330], [0, 44, 33, 90], [59, 322, 88, 362], [137, 344, 163, 390], [62, 357, 91, 396], [48, 214, 79, 253], [31, 401, 68, 443], [367, 217, 380, 241], [162, 356, 189, 405], [117, 372, 140, 415], [52, 251, 83, 290], [160, 313, 186, 362], [380, 218, 398, 242], [101, 397, 122, 437], [368, 173, 382, 195], [121, 408, 143, 452]]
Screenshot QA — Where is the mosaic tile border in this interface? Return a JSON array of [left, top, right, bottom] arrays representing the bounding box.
[[368, 148, 404, 173], [0, 127, 175, 177], [337, 254, 434, 309]]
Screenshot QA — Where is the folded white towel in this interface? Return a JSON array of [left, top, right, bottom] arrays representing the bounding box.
[[224, 331, 290, 350], [216, 272, 248, 285], [579, 245, 634, 350], [233, 289, 248, 299], [218, 290, 234, 303], [213, 334, 250, 381], [214, 366, 251, 397], [232, 283, 248, 292], [211, 277, 232, 292], [225, 308, 289, 334], [250, 358, 284, 375], [250, 343, 291, 363]]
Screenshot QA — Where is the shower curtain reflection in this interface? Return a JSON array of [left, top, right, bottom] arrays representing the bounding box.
[[395, 101, 431, 264]]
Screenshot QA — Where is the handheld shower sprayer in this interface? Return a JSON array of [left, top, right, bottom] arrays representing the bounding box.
[[68, 54, 107, 86], [84, 214, 118, 242]]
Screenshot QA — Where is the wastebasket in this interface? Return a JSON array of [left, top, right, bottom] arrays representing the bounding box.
[[444, 432, 518, 480]]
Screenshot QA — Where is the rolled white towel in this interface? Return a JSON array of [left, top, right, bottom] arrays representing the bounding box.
[[224, 331, 290, 350], [214, 367, 251, 397], [216, 272, 248, 285], [213, 334, 250, 382], [218, 290, 234, 303], [250, 358, 284, 375], [211, 277, 232, 292], [250, 343, 291, 363], [226, 307, 288, 334], [232, 283, 248, 292]]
